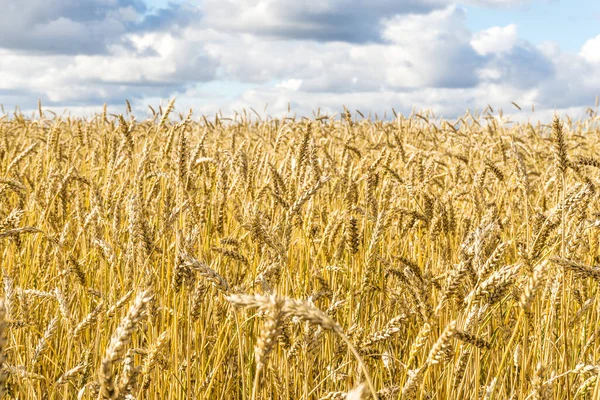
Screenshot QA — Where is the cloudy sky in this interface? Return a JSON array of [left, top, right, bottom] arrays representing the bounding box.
[[1, 0, 599, 119]]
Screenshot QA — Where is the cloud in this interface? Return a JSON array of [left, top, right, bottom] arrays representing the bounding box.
[[471, 24, 518, 55], [201, 0, 449, 43], [169, 4, 598, 121], [0, 28, 218, 109], [580, 35, 600, 64], [463, 0, 534, 6], [0, 0, 200, 55], [201, 5, 484, 92], [173, 81, 538, 121], [200, 0, 538, 43], [276, 79, 303, 91], [0, 0, 598, 123], [381, 6, 483, 88], [132, 2, 202, 32]]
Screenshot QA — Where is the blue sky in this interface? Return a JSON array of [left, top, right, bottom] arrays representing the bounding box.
[[0, 0, 599, 120], [464, 0, 600, 52]]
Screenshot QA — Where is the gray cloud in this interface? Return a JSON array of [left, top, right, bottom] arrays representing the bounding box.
[[483, 43, 555, 88], [532, 51, 599, 110], [200, 0, 536, 44], [0, 0, 200, 55], [201, 6, 484, 91], [0, 0, 597, 123], [1, 79, 191, 112], [380, 6, 484, 89], [201, 0, 448, 43], [132, 2, 202, 32]]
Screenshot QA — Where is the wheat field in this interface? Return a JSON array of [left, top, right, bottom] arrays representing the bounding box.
[[1, 101, 600, 399]]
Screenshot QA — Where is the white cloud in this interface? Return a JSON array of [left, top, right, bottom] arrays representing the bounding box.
[[172, 81, 545, 121], [200, 5, 483, 92], [580, 35, 600, 64], [201, 0, 448, 42], [0, 0, 599, 122], [470, 24, 518, 55], [381, 6, 482, 88], [0, 0, 199, 55], [198, 0, 540, 45], [276, 79, 303, 91], [0, 28, 217, 107]]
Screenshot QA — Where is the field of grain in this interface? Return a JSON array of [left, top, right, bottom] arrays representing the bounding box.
[[1, 101, 600, 399]]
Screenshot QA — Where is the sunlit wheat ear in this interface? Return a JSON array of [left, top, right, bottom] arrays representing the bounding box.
[[115, 348, 140, 398], [57, 363, 86, 386], [211, 246, 249, 266], [319, 383, 368, 400], [106, 290, 134, 318], [32, 316, 59, 366], [179, 253, 231, 293], [550, 257, 600, 282], [454, 330, 490, 350], [254, 295, 284, 371], [98, 288, 153, 400], [2, 278, 14, 321], [520, 261, 549, 315], [360, 314, 407, 349], [6, 142, 38, 174], [552, 116, 568, 176], [482, 377, 498, 400], [177, 129, 188, 186], [574, 375, 597, 398], [452, 348, 470, 391], [73, 301, 105, 339], [249, 295, 285, 400], [0, 226, 43, 240], [158, 98, 176, 129], [401, 366, 425, 399], [140, 330, 170, 393], [436, 261, 470, 313], [226, 293, 379, 399], [407, 322, 432, 367], [54, 287, 72, 333], [464, 263, 521, 306], [426, 320, 457, 366], [3, 365, 45, 381]]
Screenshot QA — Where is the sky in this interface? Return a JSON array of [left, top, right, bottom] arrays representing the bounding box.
[[0, 0, 599, 120]]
